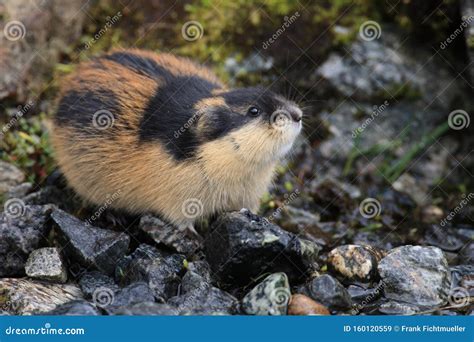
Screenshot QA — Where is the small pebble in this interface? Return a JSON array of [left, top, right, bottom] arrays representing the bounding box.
[[288, 294, 330, 315], [25, 247, 67, 283]]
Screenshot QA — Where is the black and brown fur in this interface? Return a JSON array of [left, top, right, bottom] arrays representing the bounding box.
[[51, 49, 302, 227]]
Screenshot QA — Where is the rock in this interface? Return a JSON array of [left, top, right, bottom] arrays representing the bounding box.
[[379, 301, 420, 315], [167, 268, 238, 315], [79, 271, 119, 299], [378, 245, 451, 307], [116, 244, 185, 301], [241, 273, 291, 316], [111, 302, 178, 315], [51, 209, 130, 275], [0, 204, 52, 276], [316, 33, 463, 108], [327, 244, 385, 283], [0, 161, 25, 194], [423, 225, 466, 252], [100, 282, 156, 314], [348, 282, 385, 314], [205, 210, 320, 285], [138, 215, 202, 255], [288, 294, 330, 315], [0, 278, 82, 314], [185, 260, 213, 284], [6, 182, 33, 199], [0, 0, 87, 101], [459, 242, 474, 264], [304, 274, 352, 311], [43, 300, 101, 316], [25, 247, 67, 283]]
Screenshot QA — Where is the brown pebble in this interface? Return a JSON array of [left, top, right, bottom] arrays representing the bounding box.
[[288, 294, 330, 315]]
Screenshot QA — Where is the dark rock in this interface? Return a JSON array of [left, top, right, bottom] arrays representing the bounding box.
[[424, 224, 466, 252], [79, 271, 119, 299], [51, 209, 130, 275], [101, 282, 156, 314], [0, 161, 25, 194], [168, 269, 238, 315], [23, 186, 72, 208], [379, 301, 421, 315], [43, 300, 101, 316], [288, 294, 330, 315], [0, 204, 52, 276], [138, 215, 202, 255], [353, 231, 403, 251], [304, 274, 352, 311], [25, 247, 68, 283], [241, 273, 291, 315], [348, 282, 385, 314], [205, 209, 320, 285], [378, 245, 451, 307], [459, 242, 474, 264], [185, 260, 213, 284], [450, 265, 474, 289], [112, 302, 178, 315], [116, 244, 185, 301], [327, 244, 385, 283], [0, 278, 82, 314]]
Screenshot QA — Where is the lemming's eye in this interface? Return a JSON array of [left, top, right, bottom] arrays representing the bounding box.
[[247, 106, 260, 116]]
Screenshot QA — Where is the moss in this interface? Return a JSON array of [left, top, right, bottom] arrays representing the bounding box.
[[0, 113, 54, 184]]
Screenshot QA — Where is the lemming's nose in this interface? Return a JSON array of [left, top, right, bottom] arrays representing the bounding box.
[[290, 109, 302, 122]]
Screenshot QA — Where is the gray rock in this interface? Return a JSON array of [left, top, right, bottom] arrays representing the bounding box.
[[116, 244, 185, 301], [6, 182, 33, 199], [379, 301, 421, 315], [0, 204, 52, 276], [79, 271, 119, 299], [327, 244, 385, 283], [168, 270, 238, 315], [52, 209, 130, 275], [205, 209, 320, 285], [25, 247, 67, 283], [139, 215, 202, 255], [111, 302, 178, 315], [0, 161, 25, 194], [316, 34, 463, 108], [241, 273, 291, 315], [43, 300, 101, 316], [0, 278, 82, 314], [305, 274, 352, 310], [101, 282, 156, 314], [378, 245, 451, 307], [0, 1, 87, 101]]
